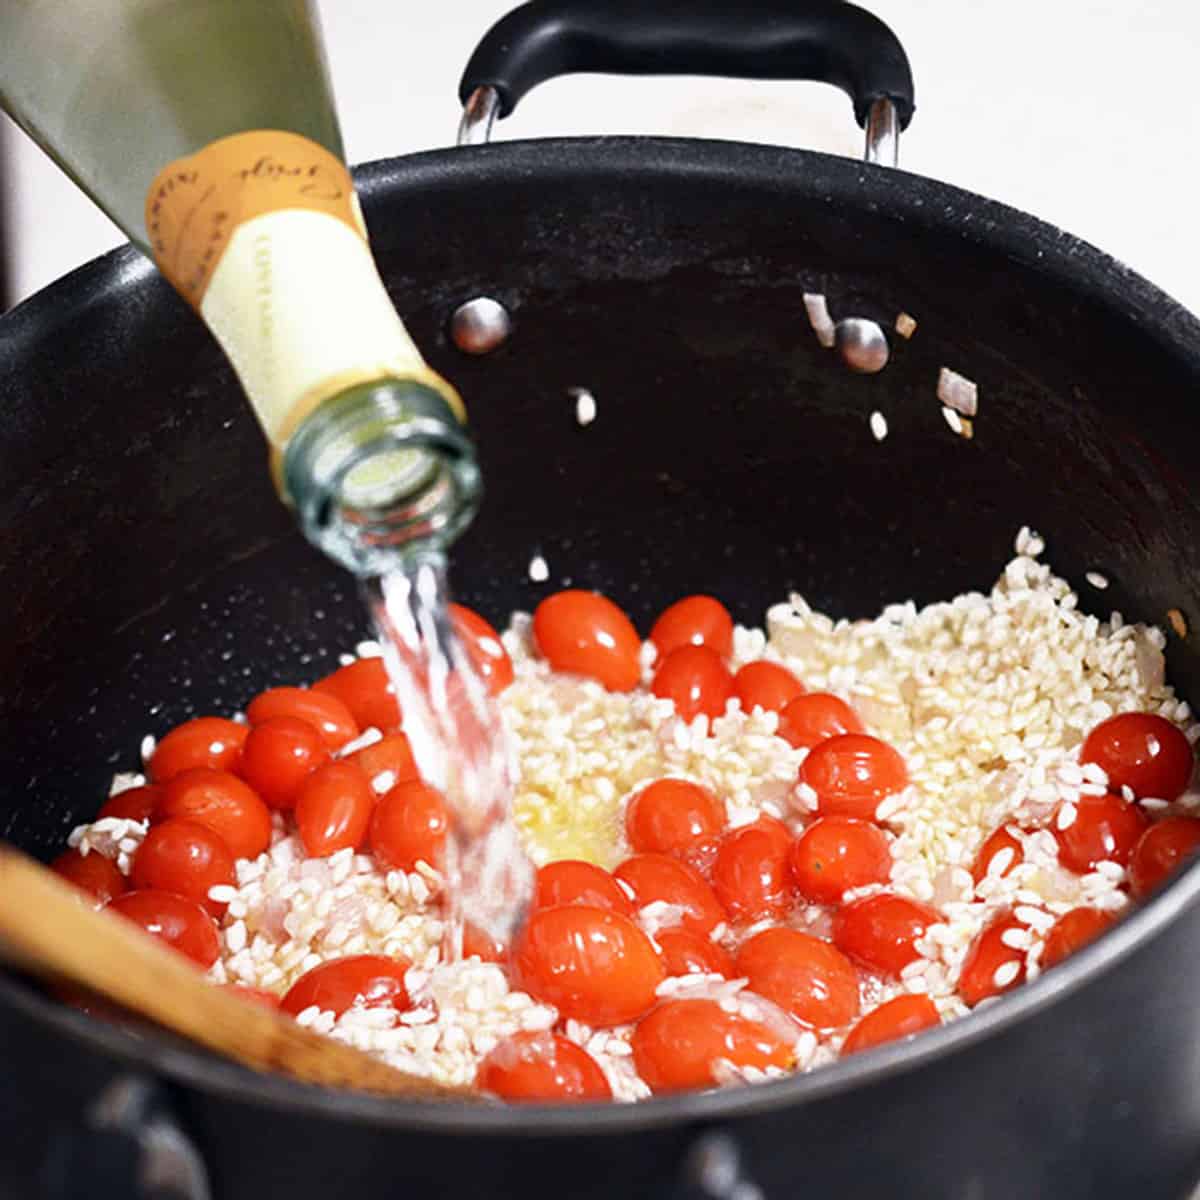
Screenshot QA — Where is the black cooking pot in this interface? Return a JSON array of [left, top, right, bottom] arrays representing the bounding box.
[[4, 3, 1200, 1198]]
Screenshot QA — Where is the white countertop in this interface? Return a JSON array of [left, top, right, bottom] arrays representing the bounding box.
[[4, 1, 1198, 316]]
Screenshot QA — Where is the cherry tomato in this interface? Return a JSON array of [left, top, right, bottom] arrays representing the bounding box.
[[679, 836, 722, 877], [533, 590, 641, 692], [347, 732, 419, 791], [368, 779, 448, 872], [841, 994, 940, 1055], [799, 734, 909, 822], [109, 890, 219, 968], [1081, 712, 1194, 801], [1130, 816, 1200, 898], [649, 595, 734, 660], [512, 905, 665, 1026], [148, 717, 248, 783], [732, 661, 805, 716], [226, 985, 281, 1008], [735, 928, 860, 1030], [626, 779, 727, 857], [532, 860, 635, 917], [711, 822, 794, 922], [651, 645, 733, 722], [477, 1031, 612, 1102], [246, 687, 359, 751], [160, 768, 272, 860], [295, 761, 375, 858], [789, 816, 892, 905], [281, 954, 411, 1017], [97, 784, 162, 823], [970, 825, 1025, 887], [449, 603, 515, 695], [613, 853, 726, 936], [1054, 793, 1149, 873], [1041, 906, 1116, 969], [130, 819, 235, 915], [655, 927, 735, 978], [313, 657, 401, 731], [631, 998, 794, 1093], [958, 914, 1026, 1007], [778, 693, 864, 750], [50, 849, 127, 908], [832, 893, 940, 976], [237, 716, 330, 810], [462, 921, 507, 964]]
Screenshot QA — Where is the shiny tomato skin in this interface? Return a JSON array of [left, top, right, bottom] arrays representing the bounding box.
[[655, 927, 735, 978], [711, 823, 793, 922], [295, 762, 375, 857], [1041, 906, 1117, 968], [246, 687, 358, 750], [1081, 712, 1194, 801], [51, 849, 128, 908], [735, 928, 860, 1030], [789, 817, 892, 905], [237, 716, 330, 810], [1130, 816, 1200, 897], [148, 717, 249, 783], [130, 819, 235, 915], [841, 994, 940, 1055], [109, 890, 220, 968], [347, 732, 419, 791], [281, 954, 411, 1017], [799, 734, 908, 822], [732, 661, 805, 715], [650, 645, 734, 722], [778, 693, 864, 750], [512, 905, 665, 1026], [649, 596, 734, 660], [477, 1031, 612, 1102], [958, 914, 1026, 1007], [832, 893, 940, 977], [971, 825, 1025, 887], [1054, 793, 1149, 873], [532, 860, 635, 917], [313, 658, 401, 732], [613, 853, 726, 936], [97, 784, 162, 823], [368, 779, 448, 872], [462, 921, 507, 964], [532, 590, 641, 691], [160, 768, 272, 860], [450, 603, 515, 695], [625, 779, 727, 857]]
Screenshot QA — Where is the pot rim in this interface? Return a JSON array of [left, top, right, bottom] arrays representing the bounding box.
[[4, 134, 1200, 1134]]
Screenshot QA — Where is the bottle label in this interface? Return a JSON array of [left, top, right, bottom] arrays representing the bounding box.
[[145, 130, 462, 446]]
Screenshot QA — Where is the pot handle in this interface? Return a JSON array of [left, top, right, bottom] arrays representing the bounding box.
[[457, 0, 913, 164]]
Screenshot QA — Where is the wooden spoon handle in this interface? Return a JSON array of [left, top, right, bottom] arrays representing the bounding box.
[[0, 844, 476, 1101]]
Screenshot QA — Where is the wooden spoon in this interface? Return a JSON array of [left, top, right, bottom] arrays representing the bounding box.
[[0, 843, 478, 1101]]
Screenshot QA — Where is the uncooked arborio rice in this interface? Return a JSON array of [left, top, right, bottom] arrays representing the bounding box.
[[69, 528, 1197, 1098]]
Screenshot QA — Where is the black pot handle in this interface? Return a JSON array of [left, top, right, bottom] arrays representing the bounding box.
[[457, 0, 914, 152]]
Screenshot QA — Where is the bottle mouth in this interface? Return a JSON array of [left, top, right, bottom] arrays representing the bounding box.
[[281, 378, 481, 576]]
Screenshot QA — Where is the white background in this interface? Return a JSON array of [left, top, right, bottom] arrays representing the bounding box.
[[3, 1, 1198, 313]]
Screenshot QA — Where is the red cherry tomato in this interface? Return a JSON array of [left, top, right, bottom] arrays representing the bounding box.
[[1081, 712, 1194, 801], [613, 853, 726, 936], [368, 779, 448, 872], [1054, 793, 1149, 873], [347, 732, 419, 790], [799, 734, 908, 822], [1130, 816, 1200, 898], [238, 716, 330, 810], [513, 905, 665, 1026], [449, 603, 515, 695], [649, 595, 734, 660], [477, 1031, 612, 1102], [789, 816, 892, 905], [130, 819, 236, 915], [1041, 906, 1116, 969], [958, 913, 1026, 1007], [778, 693, 864, 750], [971, 825, 1025, 887], [51, 850, 127, 908], [246, 687, 358, 751], [631, 998, 795, 1093], [226, 985, 281, 1008], [160, 768, 273, 860], [841, 994, 940, 1055], [735, 928, 860, 1030], [109, 890, 219, 968], [711, 822, 794, 922], [313, 658, 401, 732], [281, 954, 411, 1017], [832, 893, 940, 976], [462, 921, 507, 964], [295, 762, 375, 858], [651, 645, 733, 722], [625, 779, 727, 857], [732, 661, 805, 716], [532, 860, 635, 917], [148, 717, 249, 783], [655, 927, 735, 978], [97, 784, 162, 823], [532, 590, 641, 692]]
